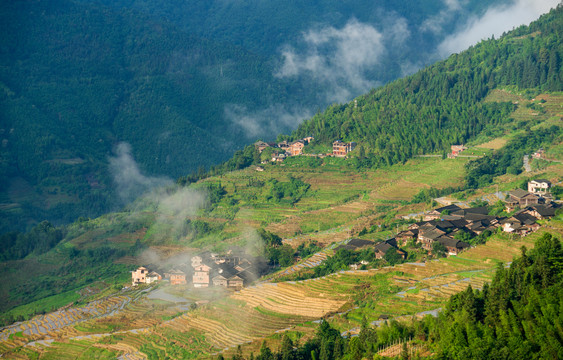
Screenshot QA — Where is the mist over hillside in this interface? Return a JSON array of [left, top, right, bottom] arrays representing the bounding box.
[[0, 0, 559, 231]]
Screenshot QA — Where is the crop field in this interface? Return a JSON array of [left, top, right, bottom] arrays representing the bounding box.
[[213, 156, 471, 243], [1, 90, 561, 359], [6, 222, 559, 360]]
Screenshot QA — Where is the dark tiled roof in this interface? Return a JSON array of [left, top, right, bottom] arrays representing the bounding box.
[[420, 228, 445, 240], [435, 204, 462, 213], [347, 239, 375, 248], [463, 213, 496, 222], [509, 189, 535, 199], [529, 204, 556, 217], [513, 213, 538, 225], [374, 242, 393, 253]]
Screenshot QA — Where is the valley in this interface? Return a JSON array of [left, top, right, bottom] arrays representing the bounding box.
[[1, 5, 562, 359]]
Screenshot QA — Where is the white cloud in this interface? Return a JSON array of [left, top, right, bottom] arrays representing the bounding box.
[[109, 142, 172, 203], [276, 19, 391, 102], [438, 0, 560, 56], [421, 0, 463, 34], [224, 104, 313, 139]]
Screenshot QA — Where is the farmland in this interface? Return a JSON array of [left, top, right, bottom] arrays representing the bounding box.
[[0, 89, 561, 358]]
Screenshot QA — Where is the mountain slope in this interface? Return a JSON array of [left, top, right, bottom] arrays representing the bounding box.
[[0, 7, 562, 358], [0, 0, 304, 231], [290, 5, 563, 165], [0, 0, 524, 232]]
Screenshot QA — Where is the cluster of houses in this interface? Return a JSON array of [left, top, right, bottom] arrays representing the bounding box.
[[191, 252, 263, 289], [131, 180, 557, 286], [334, 238, 408, 266], [255, 137, 314, 161], [394, 180, 557, 256], [131, 251, 264, 290], [255, 137, 357, 162]]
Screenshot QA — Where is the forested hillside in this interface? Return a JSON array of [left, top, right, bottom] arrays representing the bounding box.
[[0, 0, 303, 231], [0, 0, 516, 232], [291, 6, 563, 166]]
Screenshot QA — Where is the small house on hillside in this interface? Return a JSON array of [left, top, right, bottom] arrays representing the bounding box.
[[146, 271, 162, 284], [272, 153, 286, 162], [254, 141, 271, 153], [418, 227, 446, 250], [289, 140, 305, 156], [396, 229, 419, 246], [335, 238, 374, 251], [532, 148, 545, 159], [193, 263, 213, 288], [131, 267, 148, 286], [278, 141, 290, 151], [167, 269, 187, 285], [506, 189, 540, 209], [528, 179, 551, 195], [373, 239, 407, 260], [332, 140, 356, 157], [436, 236, 470, 256], [132, 267, 162, 286], [522, 204, 557, 220], [450, 145, 467, 157], [424, 204, 462, 221]]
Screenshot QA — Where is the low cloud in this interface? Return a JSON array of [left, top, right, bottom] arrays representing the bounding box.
[[224, 104, 313, 139], [438, 0, 560, 56], [276, 19, 391, 102], [421, 0, 463, 34], [109, 142, 173, 204]]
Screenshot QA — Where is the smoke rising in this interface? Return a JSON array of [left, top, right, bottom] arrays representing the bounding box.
[[109, 142, 173, 204], [438, 0, 560, 56]]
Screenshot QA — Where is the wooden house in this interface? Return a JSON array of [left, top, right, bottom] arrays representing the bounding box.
[[522, 204, 556, 220], [528, 179, 551, 195], [506, 189, 539, 208], [450, 145, 467, 157], [334, 238, 374, 252], [193, 263, 212, 288], [332, 140, 357, 157], [418, 227, 446, 250], [168, 269, 187, 285], [277, 141, 290, 151], [289, 140, 305, 156], [254, 141, 270, 153], [146, 271, 162, 284], [501, 212, 540, 235], [424, 204, 462, 221], [436, 236, 470, 256], [131, 266, 148, 286], [373, 239, 407, 260], [396, 229, 419, 246]]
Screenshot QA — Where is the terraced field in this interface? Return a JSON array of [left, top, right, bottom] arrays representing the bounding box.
[[1, 226, 555, 359]]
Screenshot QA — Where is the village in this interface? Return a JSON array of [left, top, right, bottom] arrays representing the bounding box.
[[131, 250, 266, 289], [254, 137, 357, 162], [131, 179, 557, 288]]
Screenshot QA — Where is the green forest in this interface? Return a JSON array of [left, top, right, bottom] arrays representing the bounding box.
[[0, 0, 514, 232], [290, 6, 563, 167]]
